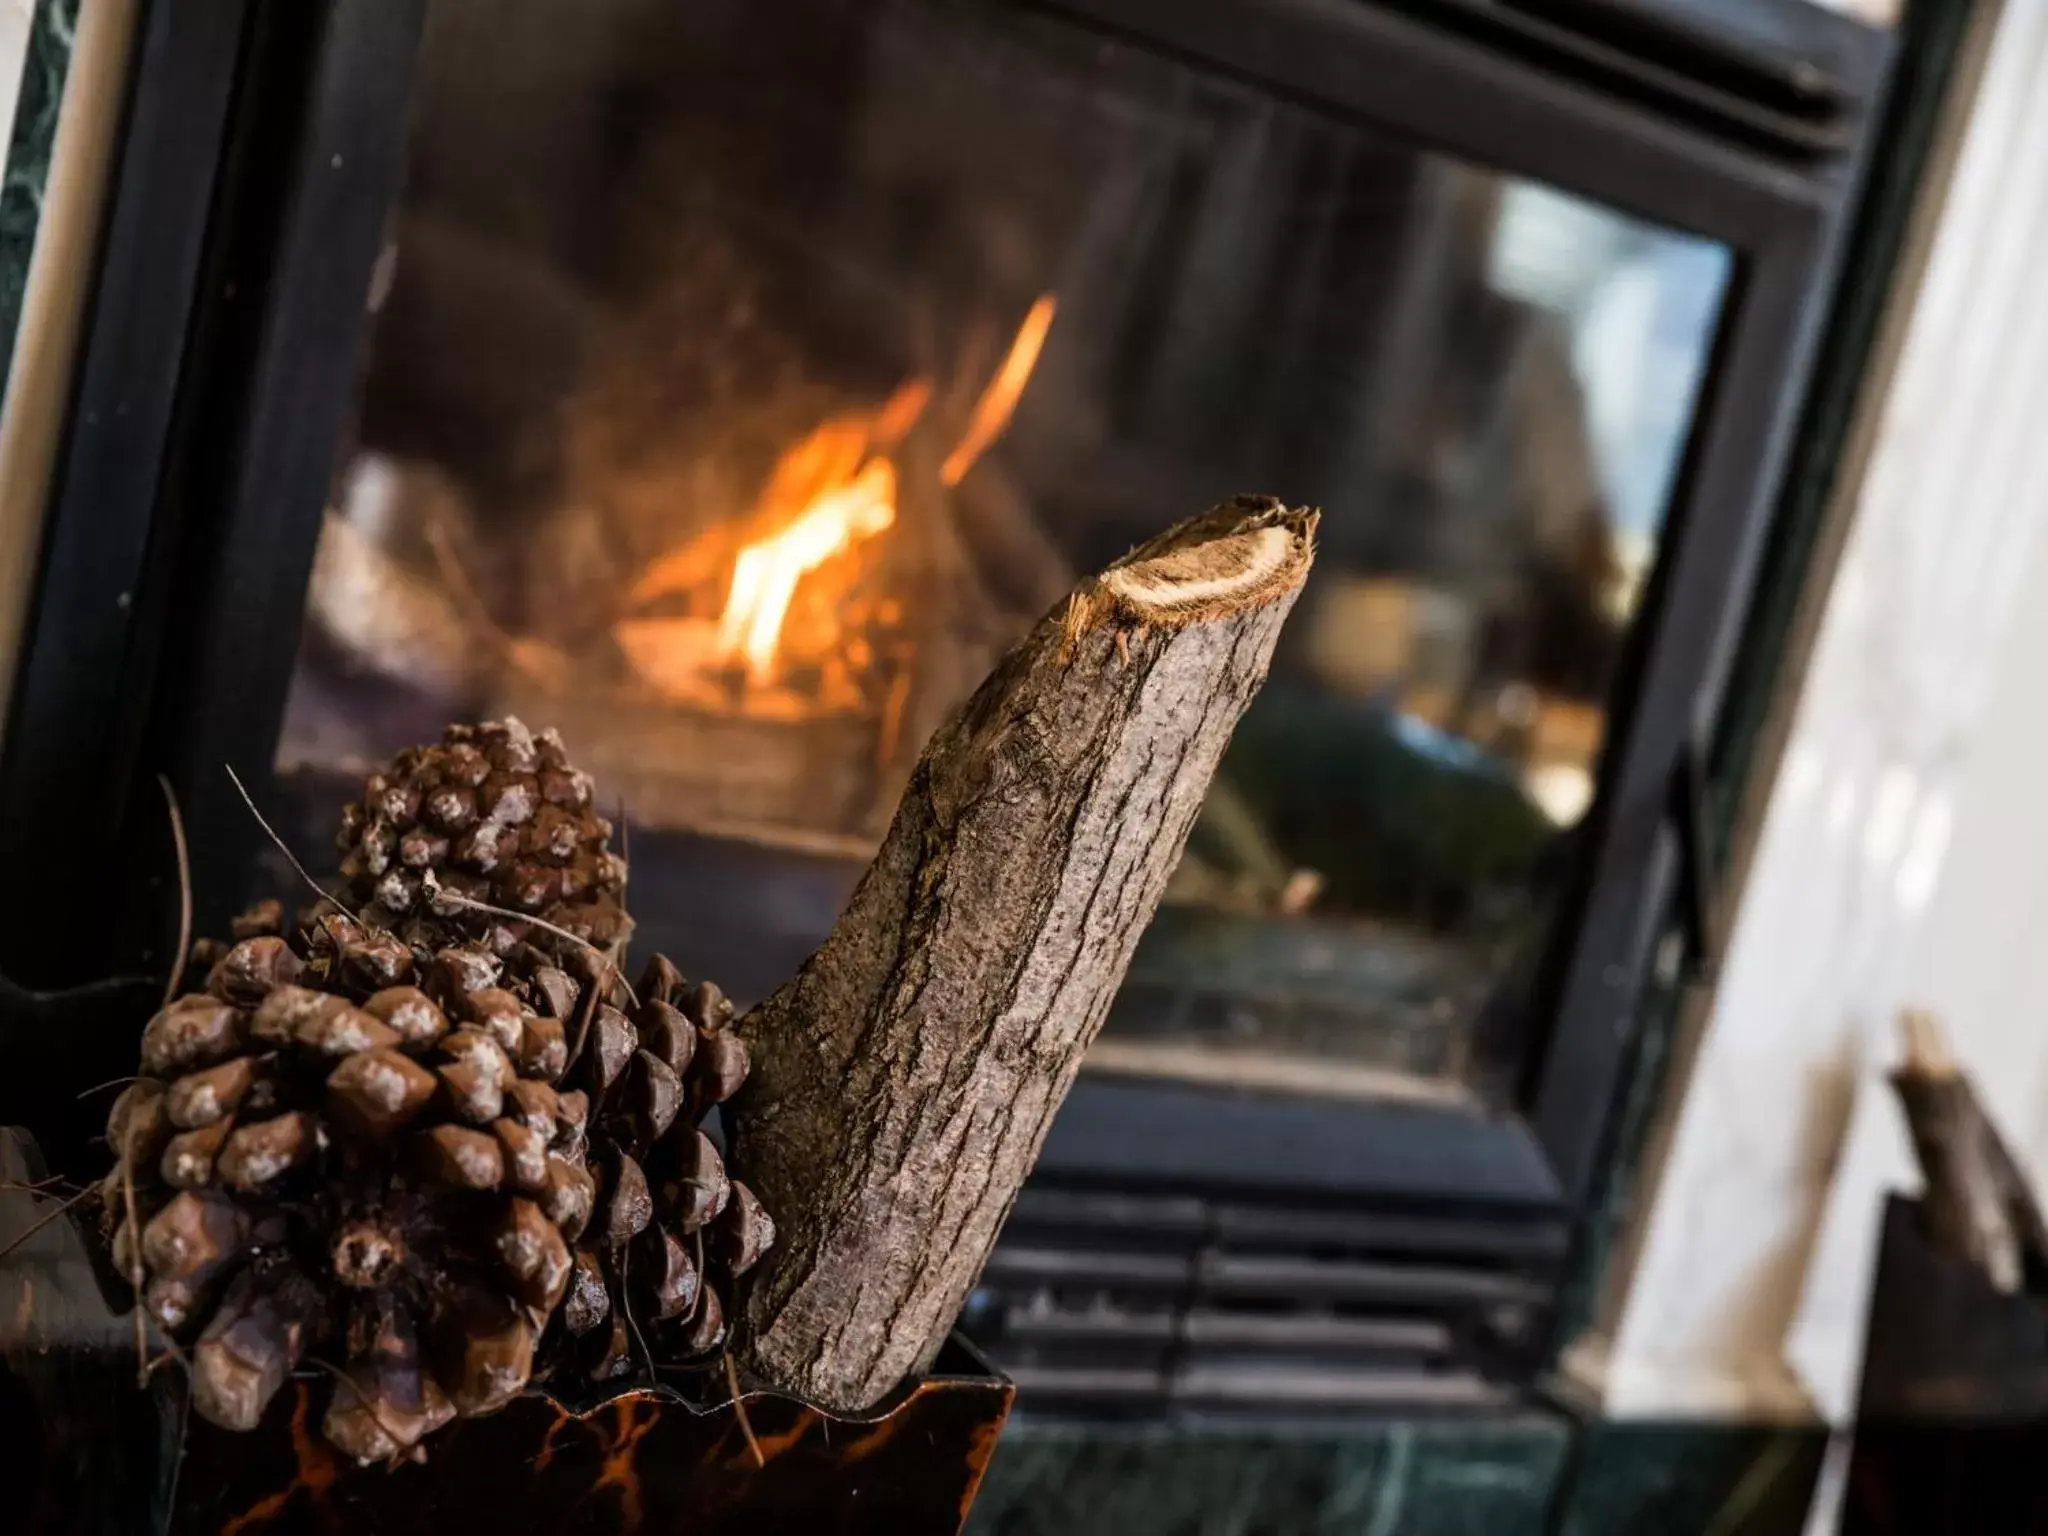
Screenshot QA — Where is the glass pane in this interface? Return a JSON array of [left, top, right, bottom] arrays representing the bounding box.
[[277, 0, 1731, 1106]]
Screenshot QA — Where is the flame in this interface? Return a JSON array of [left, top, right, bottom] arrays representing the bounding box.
[[874, 376, 933, 445], [717, 452, 898, 681], [618, 298, 1055, 711], [705, 381, 931, 683], [942, 295, 1056, 486]]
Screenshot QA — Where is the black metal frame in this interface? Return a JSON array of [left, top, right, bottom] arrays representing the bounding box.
[[1018, 0, 1891, 1208], [0, 0, 249, 982], [0, 0, 1893, 1354], [0, 0, 426, 985]]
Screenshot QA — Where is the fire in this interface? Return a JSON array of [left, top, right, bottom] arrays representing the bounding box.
[[718, 451, 897, 682], [942, 296, 1056, 487], [618, 296, 1055, 713]]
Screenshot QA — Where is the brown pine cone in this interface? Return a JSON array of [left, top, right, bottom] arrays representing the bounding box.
[[104, 920, 594, 1462], [551, 954, 775, 1381], [333, 719, 632, 956], [103, 720, 772, 1465]]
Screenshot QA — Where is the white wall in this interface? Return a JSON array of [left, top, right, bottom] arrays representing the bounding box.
[[1589, 0, 2048, 1424], [1787, 474, 2048, 1421]]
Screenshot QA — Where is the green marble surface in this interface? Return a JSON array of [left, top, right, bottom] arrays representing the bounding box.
[[1550, 1423, 1828, 1536], [967, 1415, 1571, 1536], [0, 0, 77, 394], [966, 1416, 1828, 1535]]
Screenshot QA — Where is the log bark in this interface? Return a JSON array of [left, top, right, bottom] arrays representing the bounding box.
[[730, 496, 1317, 1411]]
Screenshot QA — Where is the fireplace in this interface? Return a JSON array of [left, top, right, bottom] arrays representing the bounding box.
[[278, 0, 1743, 1110], [0, 0, 1896, 1412]]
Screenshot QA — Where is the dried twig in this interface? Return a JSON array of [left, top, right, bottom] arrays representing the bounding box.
[[562, 801, 634, 1077], [723, 1352, 765, 1469], [121, 1121, 148, 1382], [426, 877, 637, 1008], [314, 912, 359, 954], [0, 1185, 95, 1265], [157, 774, 193, 1008], [563, 939, 624, 1078], [224, 764, 359, 922], [685, 1230, 707, 1327], [0, 1187, 80, 1212], [161, 1379, 192, 1520], [309, 1355, 417, 1462], [620, 1241, 655, 1384], [75, 1076, 141, 1102], [142, 1337, 189, 1381]]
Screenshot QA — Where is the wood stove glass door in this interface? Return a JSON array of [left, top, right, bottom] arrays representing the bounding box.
[[275, 0, 1732, 1110]]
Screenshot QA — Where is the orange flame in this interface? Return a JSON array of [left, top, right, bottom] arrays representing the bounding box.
[[717, 452, 898, 681], [618, 298, 1055, 710], [705, 379, 931, 683], [942, 295, 1056, 487], [874, 376, 933, 445]]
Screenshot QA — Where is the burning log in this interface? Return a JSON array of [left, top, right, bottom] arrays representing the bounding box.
[[730, 495, 1317, 1412]]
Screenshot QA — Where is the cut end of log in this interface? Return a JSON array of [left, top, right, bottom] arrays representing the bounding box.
[[1064, 495, 1317, 643]]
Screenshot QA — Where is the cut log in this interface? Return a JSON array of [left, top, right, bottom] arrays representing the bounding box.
[[730, 496, 1317, 1411]]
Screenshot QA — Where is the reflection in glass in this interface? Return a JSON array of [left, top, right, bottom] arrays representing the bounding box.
[[278, 0, 1730, 1103]]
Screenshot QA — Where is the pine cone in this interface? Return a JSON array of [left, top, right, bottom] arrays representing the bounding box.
[[104, 927, 591, 1463], [553, 954, 775, 1380], [334, 718, 632, 956], [103, 720, 773, 1465]]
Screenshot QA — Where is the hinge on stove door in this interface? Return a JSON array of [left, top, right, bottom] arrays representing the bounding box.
[[1669, 719, 1723, 983]]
